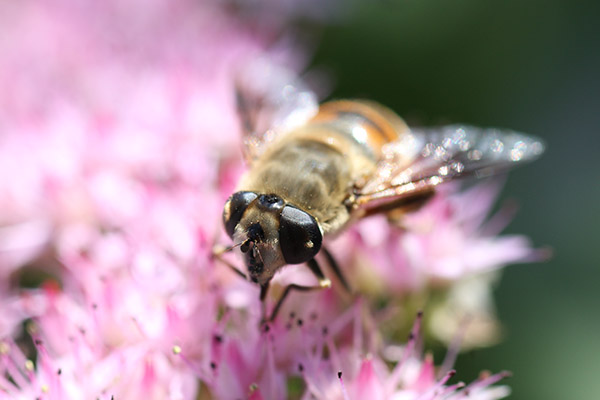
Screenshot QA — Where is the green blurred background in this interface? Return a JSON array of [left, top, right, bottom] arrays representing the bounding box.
[[311, 0, 599, 398]]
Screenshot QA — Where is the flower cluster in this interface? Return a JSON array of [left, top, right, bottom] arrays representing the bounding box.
[[0, 1, 538, 399], [330, 182, 543, 348]]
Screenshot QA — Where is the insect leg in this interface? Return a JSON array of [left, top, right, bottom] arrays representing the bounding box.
[[214, 245, 273, 322], [322, 247, 352, 293], [211, 244, 248, 280], [260, 282, 270, 320], [357, 186, 436, 218], [306, 257, 330, 283], [268, 258, 331, 321]]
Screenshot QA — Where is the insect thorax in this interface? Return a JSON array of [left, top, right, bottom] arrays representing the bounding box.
[[238, 100, 408, 234]]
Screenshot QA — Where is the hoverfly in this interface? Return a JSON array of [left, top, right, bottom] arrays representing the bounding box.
[[216, 59, 544, 321]]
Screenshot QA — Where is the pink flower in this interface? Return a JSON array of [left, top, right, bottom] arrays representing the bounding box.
[[0, 0, 279, 398], [0, 0, 540, 398], [293, 309, 511, 400], [0, 0, 264, 273], [328, 182, 545, 347], [333, 182, 541, 293]]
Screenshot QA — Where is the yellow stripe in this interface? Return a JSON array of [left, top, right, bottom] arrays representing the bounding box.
[[311, 100, 408, 155]]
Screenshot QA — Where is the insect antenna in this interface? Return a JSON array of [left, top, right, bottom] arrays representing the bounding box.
[[211, 242, 249, 281], [221, 241, 245, 254]]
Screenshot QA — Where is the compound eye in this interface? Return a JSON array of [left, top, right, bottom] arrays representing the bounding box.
[[223, 191, 258, 238], [279, 205, 322, 264]]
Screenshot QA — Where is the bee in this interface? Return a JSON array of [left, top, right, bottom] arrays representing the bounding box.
[[216, 60, 544, 321]]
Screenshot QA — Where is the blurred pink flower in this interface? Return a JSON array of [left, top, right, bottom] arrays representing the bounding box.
[[327, 182, 544, 348], [332, 182, 540, 294], [0, 0, 277, 398], [0, 0, 538, 399]]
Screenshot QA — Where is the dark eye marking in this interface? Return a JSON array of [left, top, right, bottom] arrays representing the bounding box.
[[278, 205, 322, 264], [223, 191, 257, 238]]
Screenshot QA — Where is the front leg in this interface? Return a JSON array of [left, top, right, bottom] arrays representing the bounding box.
[[213, 245, 332, 323], [267, 258, 331, 322], [212, 244, 249, 280], [322, 247, 352, 293]]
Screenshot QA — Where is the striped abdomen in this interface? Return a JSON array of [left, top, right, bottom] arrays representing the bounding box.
[[310, 100, 409, 161]]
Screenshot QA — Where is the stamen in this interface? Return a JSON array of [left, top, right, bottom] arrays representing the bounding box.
[[462, 370, 512, 394], [338, 371, 350, 400], [417, 369, 458, 399], [171, 345, 210, 381], [439, 315, 470, 378], [222, 240, 246, 254], [386, 311, 423, 392]]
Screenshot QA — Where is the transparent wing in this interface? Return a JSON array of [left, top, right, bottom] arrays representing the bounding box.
[[355, 125, 545, 214], [234, 57, 319, 164]]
